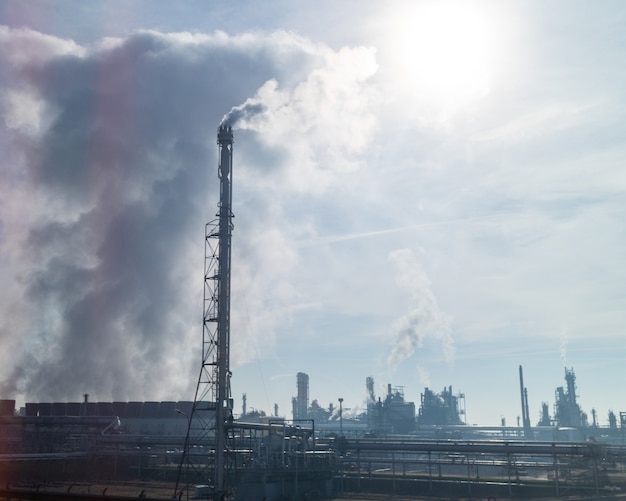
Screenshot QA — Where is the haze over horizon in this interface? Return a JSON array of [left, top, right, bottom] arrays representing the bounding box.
[[0, 0, 624, 426]]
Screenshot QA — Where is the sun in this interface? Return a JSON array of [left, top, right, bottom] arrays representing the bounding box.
[[380, 1, 494, 116]]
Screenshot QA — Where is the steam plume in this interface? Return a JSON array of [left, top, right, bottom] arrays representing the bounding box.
[[560, 327, 568, 364], [220, 99, 267, 128], [387, 249, 454, 369], [0, 26, 379, 405], [0, 28, 315, 402], [416, 364, 431, 388]]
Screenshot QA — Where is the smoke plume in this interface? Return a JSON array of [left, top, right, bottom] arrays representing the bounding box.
[[221, 99, 268, 128], [560, 327, 568, 364], [0, 26, 378, 404], [387, 249, 454, 369]]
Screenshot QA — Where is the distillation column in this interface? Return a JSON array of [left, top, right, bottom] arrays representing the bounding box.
[[519, 365, 531, 437]]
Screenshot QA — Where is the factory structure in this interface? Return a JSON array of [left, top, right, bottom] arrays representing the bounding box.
[[418, 385, 466, 426], [3, 365, 621, 446], [287, 367, 622, 442], [2, 365, 626, 499], [1, 125, 626, 500]]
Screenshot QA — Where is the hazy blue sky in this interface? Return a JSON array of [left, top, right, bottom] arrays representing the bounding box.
[[0, 0, 624, 425]]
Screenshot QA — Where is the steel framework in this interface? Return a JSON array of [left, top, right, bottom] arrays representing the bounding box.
[[176, 126, 235, 500]]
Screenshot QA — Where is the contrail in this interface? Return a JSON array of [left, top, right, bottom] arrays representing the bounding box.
[[297, 211, 520, 247]]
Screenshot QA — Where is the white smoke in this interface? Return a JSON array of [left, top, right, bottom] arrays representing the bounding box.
[[220, 98, 267, 128], [0, 26, 379, 404], [416, 364, 431, 388], [387, 249, 454, 369], [560, 327, 568, 364]]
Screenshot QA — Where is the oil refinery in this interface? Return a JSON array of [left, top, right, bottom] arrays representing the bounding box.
[[2, 364, 626, 500], [1, 127, 625, 501]]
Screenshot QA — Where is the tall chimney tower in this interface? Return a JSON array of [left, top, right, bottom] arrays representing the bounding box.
[[519, 365, 531, 437], [176, 125, 235, 500]]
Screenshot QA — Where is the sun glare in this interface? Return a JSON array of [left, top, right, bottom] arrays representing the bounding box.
[[382, 1, 494, 115]]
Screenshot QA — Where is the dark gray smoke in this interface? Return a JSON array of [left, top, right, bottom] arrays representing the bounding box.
[[0, 27, 320, 403]]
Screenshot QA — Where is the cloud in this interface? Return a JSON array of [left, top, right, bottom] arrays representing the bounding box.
[[225, 45, 379, 194], [472, 102, 593, 143], [0, 27, 378, 402]]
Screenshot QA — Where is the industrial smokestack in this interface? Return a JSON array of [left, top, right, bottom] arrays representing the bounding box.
[[519, 365, 525, 423], [519, 365, 531, 436], [179, 125, 236, 498], [214, 124, 235, 497], [366, 376, 375, 403]]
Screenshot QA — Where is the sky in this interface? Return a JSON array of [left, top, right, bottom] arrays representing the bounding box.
[[0, 0, 624, 426]]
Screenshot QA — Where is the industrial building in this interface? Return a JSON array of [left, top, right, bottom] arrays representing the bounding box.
[[290, 374, 417, 435], [8, 365, 623, 447], [554, 367, 586, 427], [2, 366, 626, 500], [417, 386, 466, 426], [281, 366, 625, 445], [3, 390, 626, 500], [366, 382, 416, 434]]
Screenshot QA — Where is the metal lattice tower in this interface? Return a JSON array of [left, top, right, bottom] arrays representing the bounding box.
[[176, 125, 235, 500]]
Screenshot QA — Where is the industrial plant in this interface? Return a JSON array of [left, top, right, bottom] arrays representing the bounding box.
[[2, 365, 626, 499], [1, 126, 625, 501]]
